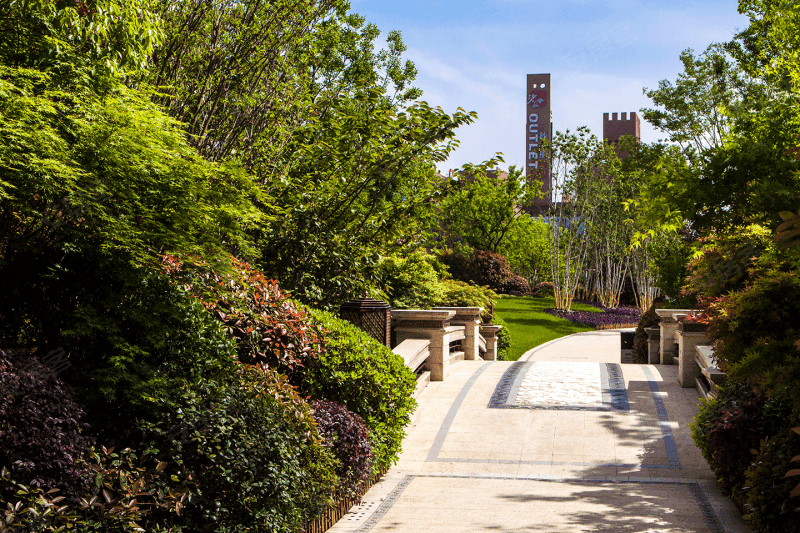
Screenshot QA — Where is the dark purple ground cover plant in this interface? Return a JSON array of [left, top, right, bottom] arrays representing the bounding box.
[[544, 301, 641, 329]]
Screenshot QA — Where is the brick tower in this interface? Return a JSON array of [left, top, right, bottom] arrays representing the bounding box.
[[603, 112, 640, 159]]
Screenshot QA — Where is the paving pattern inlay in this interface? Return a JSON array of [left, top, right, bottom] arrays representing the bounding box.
[[490, 361, 629, 411]]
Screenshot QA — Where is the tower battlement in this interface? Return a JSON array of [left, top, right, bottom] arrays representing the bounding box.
[[603, 111, 640, 144]]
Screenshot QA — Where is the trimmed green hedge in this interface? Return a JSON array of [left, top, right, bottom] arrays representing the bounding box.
[[301, 309, 417, 474]]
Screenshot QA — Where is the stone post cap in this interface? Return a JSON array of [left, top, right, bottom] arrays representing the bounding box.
[[392, 309, 456, 320], [392, 309, 456, 329], [480, 324, 503, 335], [644, 327, 661, 339], [432, 306, 484, 320], [655, 309, 698, 322]]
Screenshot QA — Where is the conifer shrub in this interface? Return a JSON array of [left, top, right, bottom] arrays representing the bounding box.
[[300, 310, 416, 474], [312, 400, 373, 499], [632, 302, 660, 364]]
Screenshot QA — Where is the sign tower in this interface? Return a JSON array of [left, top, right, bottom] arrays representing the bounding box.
[[525, 73, 552, 213]]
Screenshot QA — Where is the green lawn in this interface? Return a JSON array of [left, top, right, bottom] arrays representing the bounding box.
[[493, 296, 600, 361]]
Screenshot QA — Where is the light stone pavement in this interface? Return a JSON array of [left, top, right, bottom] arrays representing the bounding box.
[[328, 330, 753, 533], [515, 361, 603, 407]]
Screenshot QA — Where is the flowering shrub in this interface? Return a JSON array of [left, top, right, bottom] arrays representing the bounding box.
[[708, 271, 800, 375], [440, 250, 514, 291], [742, 428, 800, 533], [142, 363, 338, 532], [312, 400, 373, 499], [0, 446, 189, 533], [544, 303, 641, 329], [162, 254, 320, 377], [690, 382, 793, 496]]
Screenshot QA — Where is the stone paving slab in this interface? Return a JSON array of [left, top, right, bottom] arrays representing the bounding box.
[[329, 331, 752, 533]]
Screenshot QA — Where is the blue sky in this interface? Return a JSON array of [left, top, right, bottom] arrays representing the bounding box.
[[349, 0, 749, 172]]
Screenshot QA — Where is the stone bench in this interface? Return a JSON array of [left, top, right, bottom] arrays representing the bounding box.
[[695, 345, 726, 399]]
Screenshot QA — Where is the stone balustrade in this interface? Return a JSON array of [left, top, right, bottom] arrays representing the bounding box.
[[695, 345, 726, 398], [391, 307, 501, 383], [644, 327, 660, 364], [655, 309, 693, 365], [432, 307, 483, 361], [479, 325, 502, 361], [392, 309, 460, 381]]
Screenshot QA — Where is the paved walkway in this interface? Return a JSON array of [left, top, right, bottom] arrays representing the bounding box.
[[329, 330, 752, 533]]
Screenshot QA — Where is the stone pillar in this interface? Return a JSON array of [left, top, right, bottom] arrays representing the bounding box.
[[479, 324, 502, 361], [392, 310, 456, 381], [655, 309, 693, 365], [433, 307, 483, 361], [677, 321, 711, 388], [644, 327, 661, 365]]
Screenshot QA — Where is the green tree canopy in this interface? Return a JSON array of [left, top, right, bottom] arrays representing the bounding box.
[[442, 164, 538, 254]]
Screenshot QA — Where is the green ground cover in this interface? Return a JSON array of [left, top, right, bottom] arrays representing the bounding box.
[[493, 296, 599, 361]]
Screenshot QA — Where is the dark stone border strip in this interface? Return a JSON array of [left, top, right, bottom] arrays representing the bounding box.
[[487, 361, 526, 408], [605, 363, 629, 411], [642, 366, 681, 469], [427, 362, 492, 462], [352, 475, 726, 533], [688, 483, 727, 533]]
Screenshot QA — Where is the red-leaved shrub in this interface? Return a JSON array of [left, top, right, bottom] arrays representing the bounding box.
[[0, 348, 92, 498], [162, 255, 320, 378], [533, 281, 554, 297], [500, 275, 531, 296], [311, 400, 373, 499], [441, 250, 513, 291]]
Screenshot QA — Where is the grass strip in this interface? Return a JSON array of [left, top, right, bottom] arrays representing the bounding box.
[[493, 296, 600, 361]]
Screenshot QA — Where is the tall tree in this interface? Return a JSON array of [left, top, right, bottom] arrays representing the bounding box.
[[0, 0, 262, 347], [545, 128, 611, 311], [498, 214, 551, 287], [442, 164, 537, 254]]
